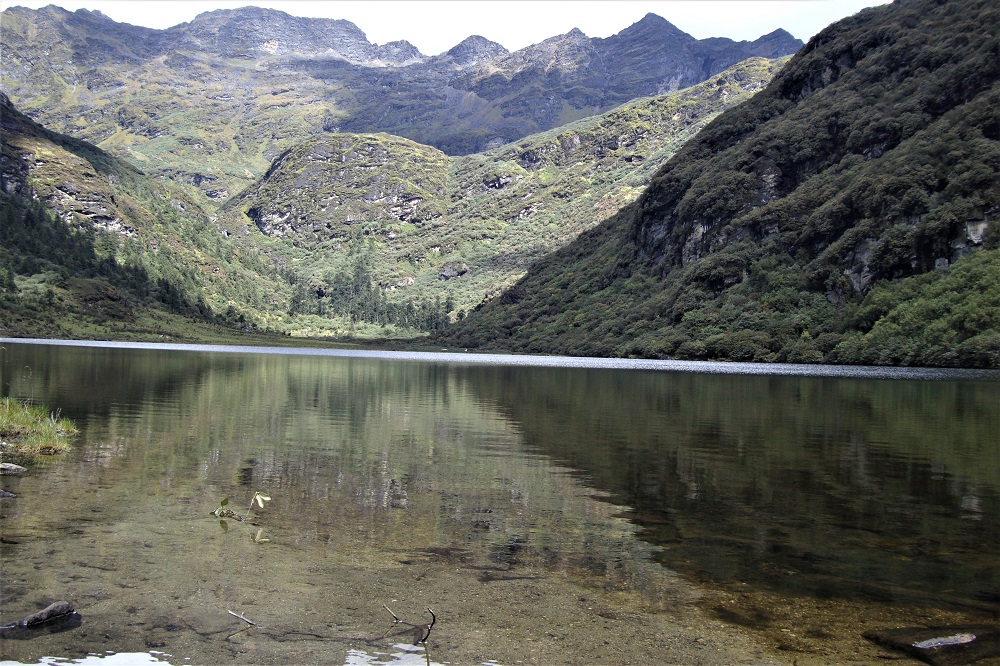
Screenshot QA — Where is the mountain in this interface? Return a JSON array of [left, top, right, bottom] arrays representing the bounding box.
[[0, 51, 782, 339], [217, 57, 784, 324], [0, 5, 801, 206], [0, 90, 286, 338], [440, 0, 1000, 368]]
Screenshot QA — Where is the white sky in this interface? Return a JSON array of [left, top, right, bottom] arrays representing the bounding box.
[[8, 0, 892, 56]]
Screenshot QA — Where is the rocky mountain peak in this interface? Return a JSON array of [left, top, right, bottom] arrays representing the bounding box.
[[165, 7, 416, 63], [748, 28, 803, 57], [0, 4, 803, 158], [375, 40, 424, 63], [445, 35, 509, 66], [613, 12, 693, 43]]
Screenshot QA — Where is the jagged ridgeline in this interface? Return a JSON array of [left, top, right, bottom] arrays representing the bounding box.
[[0, 5, 800, 207], [442, 0, 1000, 368]]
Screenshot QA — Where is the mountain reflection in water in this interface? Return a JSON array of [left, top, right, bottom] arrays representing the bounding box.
[[1, 339, 998, 664]]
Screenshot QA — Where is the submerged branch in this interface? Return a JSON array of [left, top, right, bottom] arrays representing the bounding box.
[[380, 605, 436, 645]]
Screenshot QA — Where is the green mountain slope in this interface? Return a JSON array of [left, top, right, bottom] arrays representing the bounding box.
[[1, 53, 783, 340], [218, 57, 782, 335], [440, 0, 1000, 368], [0, 91, 286, 338]]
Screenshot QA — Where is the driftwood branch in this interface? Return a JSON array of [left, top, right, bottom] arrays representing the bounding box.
[[226, 609, 262, 640], [419, 608, 436, 645], [227, 609, 258, 627], [380, 606, 436, 645]]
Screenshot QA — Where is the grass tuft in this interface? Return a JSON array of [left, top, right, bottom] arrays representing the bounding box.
[[0, 397, 78, 459]]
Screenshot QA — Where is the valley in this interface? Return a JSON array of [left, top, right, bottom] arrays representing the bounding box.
[[1, 0, 997, 367]]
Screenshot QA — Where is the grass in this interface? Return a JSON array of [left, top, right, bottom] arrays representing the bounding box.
[[0, 397, 78, 459]]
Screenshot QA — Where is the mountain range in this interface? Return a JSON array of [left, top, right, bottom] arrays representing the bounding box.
[[1, 0, 998, 367], [0, 5, 800, 204]]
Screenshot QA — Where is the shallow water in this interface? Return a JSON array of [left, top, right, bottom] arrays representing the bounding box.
[[1, 340, 999, 665]]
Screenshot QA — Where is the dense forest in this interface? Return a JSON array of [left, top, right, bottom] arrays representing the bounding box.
[[287, 256, 453, 332]]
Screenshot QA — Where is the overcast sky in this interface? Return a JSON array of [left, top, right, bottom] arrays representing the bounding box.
[[10, 1, 893, 56]]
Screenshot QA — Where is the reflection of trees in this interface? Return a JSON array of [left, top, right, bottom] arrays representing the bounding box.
[[0, 344, 235, 425], [5, 342, 997, 609], [0, 344, 658, 594], [462, 365, 1000, 606]]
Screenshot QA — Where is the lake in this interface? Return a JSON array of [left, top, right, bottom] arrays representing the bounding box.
[[1, 339, 998, 665]]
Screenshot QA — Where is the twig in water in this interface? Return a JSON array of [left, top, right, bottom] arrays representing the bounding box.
[[226, 609, 262, 640], [380, 605, 436, 645], [418, 608, 436, 645], [227, 609, 258, 626]]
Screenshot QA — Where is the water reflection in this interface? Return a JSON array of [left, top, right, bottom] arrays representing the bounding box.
[[467, 365, 1000, 606], [1, 341, 998, 665]]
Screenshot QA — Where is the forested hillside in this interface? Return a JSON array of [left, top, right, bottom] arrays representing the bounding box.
[[0, 91, 284, 338], [440, 0, 1000, 368]]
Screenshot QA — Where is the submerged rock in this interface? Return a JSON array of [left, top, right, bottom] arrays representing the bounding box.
[[864, 625, 1000, 665], [0, 601, 81, 639]]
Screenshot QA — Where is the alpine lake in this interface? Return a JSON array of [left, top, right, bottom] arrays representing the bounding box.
[[1, 339, 998, 666]]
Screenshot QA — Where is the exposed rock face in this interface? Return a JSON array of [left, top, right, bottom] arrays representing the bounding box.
[[439, 262, 470, 280], [0, 93, 32, 197], [232, 134, 450, 241], [444, 35, 509, 66], [167, 7, 417, 62], [1, 92, 128, 233], [0, 91, 186, 240]]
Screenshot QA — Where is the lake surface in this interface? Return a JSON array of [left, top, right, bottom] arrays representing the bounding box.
[[1, 339, 998, 665]]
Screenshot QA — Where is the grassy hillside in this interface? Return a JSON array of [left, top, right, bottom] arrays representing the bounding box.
[[0, 91, 289, 339], [218, 57, 783, 337], [440, 0, 1000, 368], [2, 55, 782, 341]]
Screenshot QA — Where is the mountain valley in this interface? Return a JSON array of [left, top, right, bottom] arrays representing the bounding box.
[[1, 0, 997, 367]]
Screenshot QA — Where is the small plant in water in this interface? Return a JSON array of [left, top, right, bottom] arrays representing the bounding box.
[[245, 490, 271, 521], [211, 491, 271, 521], [212, 497, 239, 520]]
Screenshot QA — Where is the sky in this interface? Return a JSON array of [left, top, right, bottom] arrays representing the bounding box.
[[8, 0, 893, 56]]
